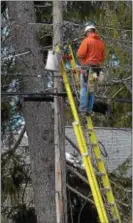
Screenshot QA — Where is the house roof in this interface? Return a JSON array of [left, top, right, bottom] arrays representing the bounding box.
[[65, 126, 132, 177], [3, 125, 131, 177]]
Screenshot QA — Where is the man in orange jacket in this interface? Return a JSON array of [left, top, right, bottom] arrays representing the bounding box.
[[77, 24, 105, 115]]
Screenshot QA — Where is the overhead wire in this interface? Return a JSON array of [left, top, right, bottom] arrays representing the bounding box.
[[28, 19, 132, 32], [1, 92, 132, 104], [98, 141, 108, 158], [62, 19, 132, 32]]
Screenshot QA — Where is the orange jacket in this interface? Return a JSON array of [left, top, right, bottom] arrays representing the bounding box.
[[77, 33, 105, 65]]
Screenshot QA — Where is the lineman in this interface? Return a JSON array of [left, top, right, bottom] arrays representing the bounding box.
[[77, 24, 105, 115]]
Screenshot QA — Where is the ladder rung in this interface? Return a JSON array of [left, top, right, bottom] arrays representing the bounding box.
[[108, 202, 115, 206], [100, 187, 111, 192], [95, 171, 106, 177], [91, 143, 97, 147], [81, 152, 89, 157], [96, 157, 102, 162], [73, 121, 80, 126], [88, 128, 93, 132]]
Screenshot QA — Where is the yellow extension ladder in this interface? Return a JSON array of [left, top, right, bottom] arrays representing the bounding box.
[[56, 44, 121, 223]]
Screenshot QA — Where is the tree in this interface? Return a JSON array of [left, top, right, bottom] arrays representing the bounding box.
[[7, 2, 56, 223]]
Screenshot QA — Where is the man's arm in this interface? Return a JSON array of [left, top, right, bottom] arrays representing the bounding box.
[[76, 38, 88, 58]]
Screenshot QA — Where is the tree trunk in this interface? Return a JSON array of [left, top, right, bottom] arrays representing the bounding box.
[[53, 1, 67, 223], [7, 2, 56, 223]]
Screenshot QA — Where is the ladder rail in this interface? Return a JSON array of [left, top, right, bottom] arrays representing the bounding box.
[[86, 117, 121, 222], [60, 61, 109, 223]]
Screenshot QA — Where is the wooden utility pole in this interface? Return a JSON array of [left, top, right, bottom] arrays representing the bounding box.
[[53, 1, 67, 223]]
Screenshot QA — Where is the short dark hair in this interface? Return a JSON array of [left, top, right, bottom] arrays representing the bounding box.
[[89, 28, 96, 33]]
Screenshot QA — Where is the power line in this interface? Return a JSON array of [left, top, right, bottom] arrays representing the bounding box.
[[97, 25, 132, 32], [63, 19, 132, 32], [28, 20, 132, 32], [101, 35, 132, 44], [1, 92, 132, 103], [40, 35, 132, 51], [34, 4, 52, 8]]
